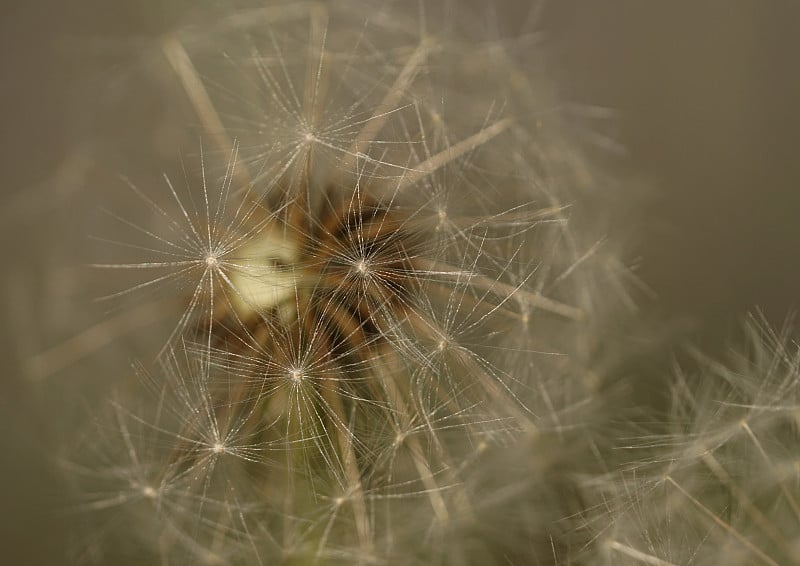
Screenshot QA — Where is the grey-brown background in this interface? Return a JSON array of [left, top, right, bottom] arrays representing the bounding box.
[[2, 1, 799, 563]]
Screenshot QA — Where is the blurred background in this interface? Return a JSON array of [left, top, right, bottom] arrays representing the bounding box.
[[2, 1, 799, 563]]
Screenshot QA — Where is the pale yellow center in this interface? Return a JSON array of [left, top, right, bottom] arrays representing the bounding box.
[[229, 229, 301, 315]]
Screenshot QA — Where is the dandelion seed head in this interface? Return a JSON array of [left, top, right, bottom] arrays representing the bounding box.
[[73, 2, 633, 562], [584, 316, 800, 566]]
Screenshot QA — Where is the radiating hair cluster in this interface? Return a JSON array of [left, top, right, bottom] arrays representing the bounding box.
[[581, 315, 800, 566]]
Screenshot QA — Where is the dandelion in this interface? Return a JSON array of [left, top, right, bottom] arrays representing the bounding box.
[[587, 314, 800, 566], [51, 1, 639, 563]]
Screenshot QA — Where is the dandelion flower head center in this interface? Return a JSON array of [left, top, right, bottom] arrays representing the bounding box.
[[141, 485, 157, 499], [219, 196, 415, 349], [229, 229, 302, 313]]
